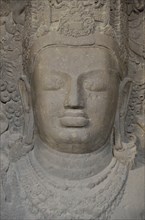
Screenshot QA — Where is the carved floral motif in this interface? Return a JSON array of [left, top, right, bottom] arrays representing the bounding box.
[[125, 1, 145, 151], [49, 0, 106, 8], [58, 1, 95, 37], [16, 154, 128, 220], [0, 2, 25, 133], [133, 0, 145, 12]]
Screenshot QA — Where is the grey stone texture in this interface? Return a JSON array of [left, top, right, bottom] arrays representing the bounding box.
[[0, 0, 145, 219]]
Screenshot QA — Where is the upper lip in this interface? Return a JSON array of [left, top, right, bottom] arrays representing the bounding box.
[[61, 110, 88, 118], [60, 110, 89, 127]]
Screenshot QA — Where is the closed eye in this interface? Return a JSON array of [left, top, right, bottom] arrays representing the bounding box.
[[44, 78, 65, 91], [83, 80, 108, 92]]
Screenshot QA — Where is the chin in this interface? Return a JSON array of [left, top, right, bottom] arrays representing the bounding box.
[[55, 127, 91, 143], [41, 125, 109, 151]]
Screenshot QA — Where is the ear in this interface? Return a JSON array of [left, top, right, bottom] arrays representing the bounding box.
[[19, 75, 34, 145], [114, 77, 133, 148]]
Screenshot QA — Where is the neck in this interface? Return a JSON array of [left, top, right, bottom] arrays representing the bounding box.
[[33, 136, 113, 180]]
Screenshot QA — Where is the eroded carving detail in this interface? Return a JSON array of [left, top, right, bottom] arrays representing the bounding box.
[[0, 0, 145, 219], [58, 1, 95, 37]]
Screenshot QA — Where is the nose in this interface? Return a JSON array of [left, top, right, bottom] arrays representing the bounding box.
[[64, 80, 84, 109]]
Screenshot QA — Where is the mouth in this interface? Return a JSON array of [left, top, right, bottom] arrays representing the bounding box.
[[60, 110, 89, 128]]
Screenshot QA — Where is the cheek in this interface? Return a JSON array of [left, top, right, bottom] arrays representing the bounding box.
[[33, 91, 65, 120], [85, 92, 110, 113], [103, 90, 118, 126], [86, 88, 119, 125]]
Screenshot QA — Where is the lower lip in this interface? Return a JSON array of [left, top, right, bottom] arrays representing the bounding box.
[[60, 116, 89, 127]]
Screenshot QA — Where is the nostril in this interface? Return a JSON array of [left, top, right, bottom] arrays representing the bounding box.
[[64, 106, 84, 110], [64, 98, 84, 109], [69, 105, 84, 109]]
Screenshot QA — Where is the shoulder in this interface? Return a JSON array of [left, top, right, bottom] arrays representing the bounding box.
[[111, 164, 145, 220]]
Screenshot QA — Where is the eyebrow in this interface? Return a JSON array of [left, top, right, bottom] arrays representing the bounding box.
[[79, 70, 108, 78], [50, 69, 116, 77], [50, 70, 69, 77]]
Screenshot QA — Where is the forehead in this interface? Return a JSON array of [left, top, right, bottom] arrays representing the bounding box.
[[34, 46, 118, 74]]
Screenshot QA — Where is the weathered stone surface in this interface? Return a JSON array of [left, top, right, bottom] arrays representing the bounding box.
[[0, 1, 145, 219]]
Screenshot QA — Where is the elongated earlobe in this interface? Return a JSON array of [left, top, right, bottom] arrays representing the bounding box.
[[113, 78, 137, 167], [114, 77, 133, 148], [19, 75, 34, 145]]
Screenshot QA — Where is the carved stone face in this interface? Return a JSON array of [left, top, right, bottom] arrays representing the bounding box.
[[31, 47, 120, 153]]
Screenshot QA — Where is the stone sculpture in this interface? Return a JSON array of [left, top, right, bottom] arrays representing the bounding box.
[[0, 0, 145, 219]]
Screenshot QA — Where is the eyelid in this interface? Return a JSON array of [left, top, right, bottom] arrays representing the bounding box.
[[79, 69, 117, 81], [84, 81, 108, 92], [83, 75, 108, 92], [44, 77, 65, 91], [79, 70, 109, 78], [50, 71, 70, 80]]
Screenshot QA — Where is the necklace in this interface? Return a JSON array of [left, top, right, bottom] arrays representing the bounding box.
[[16, 150, 128, 220]]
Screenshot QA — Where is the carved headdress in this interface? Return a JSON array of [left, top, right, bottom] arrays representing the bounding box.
[[23, 0, 128, 79]]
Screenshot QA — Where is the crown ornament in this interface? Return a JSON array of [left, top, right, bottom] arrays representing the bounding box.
[[23, 0, 128, 77], [49, 0, 107, 37], [24, 0, 111, 40], [35, 0, 109, 37], [58, 0, 95, 37]]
